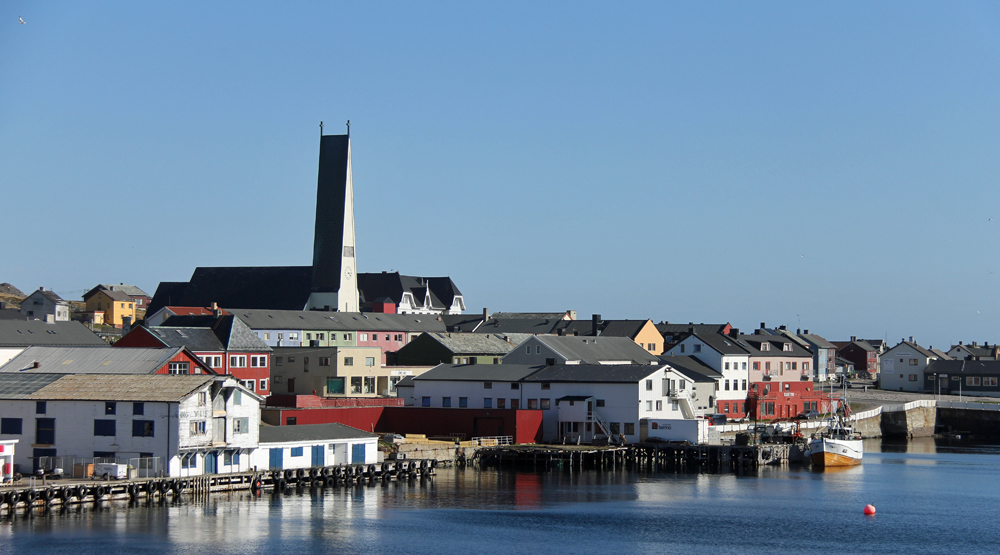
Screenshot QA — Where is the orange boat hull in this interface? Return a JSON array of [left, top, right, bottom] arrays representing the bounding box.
[[811, 451, 861, 467]]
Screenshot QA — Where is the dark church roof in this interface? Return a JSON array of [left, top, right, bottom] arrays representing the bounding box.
[[146, 266, 313, 316], [358, 272, 463, 311]]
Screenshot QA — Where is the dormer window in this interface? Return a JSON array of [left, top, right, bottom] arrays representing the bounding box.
[[760, 343, 770, 351], [783, 343, 791, 352]]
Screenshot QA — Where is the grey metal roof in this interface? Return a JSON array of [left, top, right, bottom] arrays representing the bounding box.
[[27, 289, 66, 304], [656, 323, 730, 335], [0, 346, 192, 374], [799, 333, 837, 350], [149, 315, 271, 352], [925, 359, 1000, 375], [736, 334, 813, 358], [259, 422, 378, 444], [100, 284, 150, 297], [413, 364, 544, 382], [27, 374, 215, 402], [0, 321, 108, 347], [148, 327, 226, 351], [221, 309, 447, 334], [689, 333, 749, 355], [474, 317, 562, 334], [659, 355, 723, 382], [887, 340, 938, 359], [534, 336, 661, 364], [522, 364, 663, 383], [0, 373, 64, 399], [421, 333, 514, 355], [552, 319, 649, 339]]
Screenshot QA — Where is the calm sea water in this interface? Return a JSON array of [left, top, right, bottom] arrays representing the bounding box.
[[2, 438, 998, 554]]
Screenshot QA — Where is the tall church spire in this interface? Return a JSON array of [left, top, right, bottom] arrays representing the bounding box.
[[307, 130, 359, 312]]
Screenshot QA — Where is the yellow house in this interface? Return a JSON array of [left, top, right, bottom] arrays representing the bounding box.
[[83, 287, 135, 327]]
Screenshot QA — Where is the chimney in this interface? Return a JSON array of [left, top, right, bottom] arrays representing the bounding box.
[[851, 336, 857, 342], [45, 314, 55, 324], [760, 322, 766, 330], [909, 336, 913, 343], [796, 328, 801, 334], [779, 325, 787, 331], [804, 329, 809, 335], [39, 286, 45, 291], [483, 307, 489, 322], [729, 327, 739, 338], [592, 314, 601, 336]]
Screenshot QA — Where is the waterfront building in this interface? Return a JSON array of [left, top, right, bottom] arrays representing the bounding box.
[[502, 335, 661, 366], [252, 422, 378, 470], [658, 355, 724, 416], [0, 320, 107, 366], [835, 337, 880, 378], [662, 332, 749, 415], [0, 373, 259, 476], [881, 339, 946, 392], [19, 287, 70, 322], [115, 312, 273, 395], [924, 359, 1000, 396], [946, 341, 1000, 361]]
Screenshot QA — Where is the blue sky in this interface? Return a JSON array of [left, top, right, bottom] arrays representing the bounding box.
[[3, 2, 1000, 348]]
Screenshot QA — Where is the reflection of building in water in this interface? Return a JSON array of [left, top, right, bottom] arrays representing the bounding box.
[[515, 473, 543, 509]]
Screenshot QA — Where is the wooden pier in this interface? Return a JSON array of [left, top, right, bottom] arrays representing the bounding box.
[[472, 443, 803, 472], [0, 459, 436, 516]]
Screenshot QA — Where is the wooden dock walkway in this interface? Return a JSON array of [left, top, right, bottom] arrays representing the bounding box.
[[472, 443, 803, 471], [0, 459, 437, 516]]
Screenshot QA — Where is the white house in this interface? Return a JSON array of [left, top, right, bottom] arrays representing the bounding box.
[[880, 340, 944, 392], [410, 364, 546, 409], [0, 373, 260, 476], [252, 422, 379, 470], [20, 288, 70, 322], [502, 335, 661, 366], [662, 333, 749, 410]]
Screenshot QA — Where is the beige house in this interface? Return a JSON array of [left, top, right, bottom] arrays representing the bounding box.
[[270, 346, 431, 398]]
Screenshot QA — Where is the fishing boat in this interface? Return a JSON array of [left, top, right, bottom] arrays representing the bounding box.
[[807, 386, 862, 467]]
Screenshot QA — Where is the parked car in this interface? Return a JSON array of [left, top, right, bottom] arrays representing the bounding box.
[[795, 410, 820, 420], [708, 414, 727, 425]]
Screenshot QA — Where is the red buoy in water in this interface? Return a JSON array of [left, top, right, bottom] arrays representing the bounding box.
[[864, 504, 876, 515]]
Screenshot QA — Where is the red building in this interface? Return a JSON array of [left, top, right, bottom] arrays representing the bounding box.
[[115, 313, 272, 395]]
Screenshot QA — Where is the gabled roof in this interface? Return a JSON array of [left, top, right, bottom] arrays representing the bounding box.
[[490, 312, 573, 320], [413, 332, 513, 355], [0, 346, 211, 374], [552, 319, 650, 339], [145, 315, 271, 352], [216, 309, 447, 333], [146, 266, 314, 316], [530, 336, 661, 365], [0, 321, 107, 347], [798, 333, 836, 350], [85, 288, 132, 302], [685, 333, 749, 355], [885, 340, 938, 359], [99, 284, 150, 297], [441, 314, 487, 332], [659, 355, 723, 382], [21, 373, 216, 402], [736, 334, 813, 357], [656, 323, 730, 335], [413, 363, 544, 382], [0, 373, 64, 398], [357, 272, 463, 310], [925, 359, 1000, 375], [259, 422, 378, 444], [26, 289, 66, 304], [522, 364, 663, 383], [474, 317, 562, 334]]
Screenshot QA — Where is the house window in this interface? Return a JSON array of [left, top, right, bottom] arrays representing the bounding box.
[[286, 417, 297, 425], [290, 333, 299, 340], [442, 397, 452, 407], [484, 398, 492, 408], [484, 381, 492, 389], [318, 334, 325, 340], [526, 346, 531, 354], [655, 400, 662, 411], [791, 362, 797, 370], [251, 356, 267, 368], [679, 380, 685, 390], [344, 357, 354, 366], [725, 380, 730, 391], [497, 399, 506, 409], [260, 378, 268, 391], [680, 344, 685, 353], [541, 383, 551, 390], [105, 402, 116, 415], [693, 344, 701, 353], [645, 401, 652, 411], [596, 399, 606, 407], [242, 380, 255, 391], [351, 377, 362, 394], [742, 362, 747, 370], [511, 383, 519, 390], [344, 334, 352, 340], [765, 362, 771, 371], [168, 362, 190, 374], [609, 422, 620, 434], [394, 334, 404, 342], [132, 420, 154, 437], [234, 390, 242, 405], [360, 333, 368, 341], [198, 392, 207, 406], [725, 362, 730, 370], [753, 362, 760, 371], [93, 420, 116, 436], [181, 454, 196, 469], [967, 377, 982, 386], [327, 377, 345, 394], [366, 357, 375, 367], [909, 359, 918, 366], [742, 380, 747, 390], [364, 377, 376, 394], [511, 399, 520, 409], [761, 343, 770, 351], [985, 377, 998, 387], [190, 421, 206, 435], [291, 447, 304, 457], [528, 399, 538, 409], [234, 417, 249, 434], [276, 357, 283, 365], [541, 399, 550, 410], [319, 357, 331, 366], [803, 362, 809, 371], [645, 379, 653, 391], [459, 397, 469, 408], [306, 333, 312, 340], [723, 403, 729, 413], [783, 343, 791, 351], [1, 418, 22, 434], [264, 333, 270, 340], [909, 374, 918, 382], [229, 356, 247, 368], [422, 397, 431, 407]]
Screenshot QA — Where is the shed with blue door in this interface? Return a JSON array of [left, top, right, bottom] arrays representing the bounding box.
[[253, 422, 379, 470]]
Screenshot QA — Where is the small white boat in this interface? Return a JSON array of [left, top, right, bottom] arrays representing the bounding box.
[[808, 419, 863, 467]]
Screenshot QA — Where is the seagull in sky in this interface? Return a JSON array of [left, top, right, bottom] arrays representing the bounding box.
[[990, 217, 994, 221], [19, 16, 26, 24]]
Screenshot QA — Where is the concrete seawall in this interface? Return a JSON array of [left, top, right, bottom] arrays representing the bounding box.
[[849, 400, 1000, 439]]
